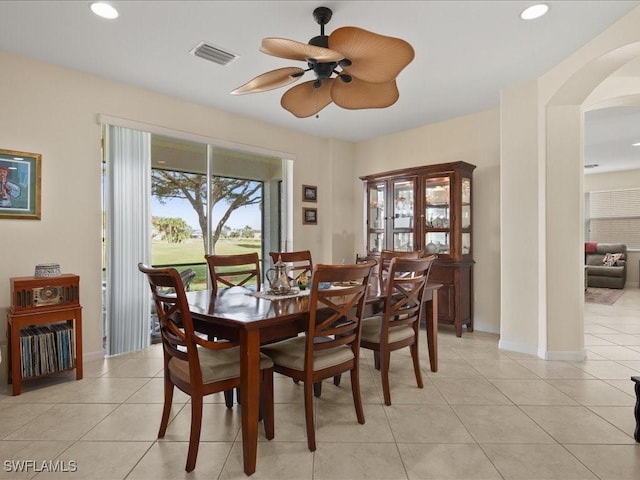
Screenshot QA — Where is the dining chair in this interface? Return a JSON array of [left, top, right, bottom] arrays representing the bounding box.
[[205, 253, 264, 406], [261, 260, 376, 451], [378, 249, 423, 291], [205, 252, 261, 294], [138, 263, 274, 472], [360, 255, 435, 405], [268, 250, 313, 284]]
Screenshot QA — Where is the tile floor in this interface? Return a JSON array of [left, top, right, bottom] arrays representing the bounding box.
[[1, 289, 639, 479]]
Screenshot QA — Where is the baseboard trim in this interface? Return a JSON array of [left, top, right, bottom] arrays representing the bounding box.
[[541, 349, 586, 361], [498, 339, 538, 357], [497, 340, 586, 361], [83, 350, 105, 363]]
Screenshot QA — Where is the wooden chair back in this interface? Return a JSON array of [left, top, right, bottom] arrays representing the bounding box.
[[205, 253, 261, 294], [306, 261, 376, 364], [381, 256, 436, 331], [378, 249, 423, 291], [268, 250, 313, 283]]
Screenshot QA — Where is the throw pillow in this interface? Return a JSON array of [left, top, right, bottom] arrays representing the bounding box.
[[602, 252, 624, 266]]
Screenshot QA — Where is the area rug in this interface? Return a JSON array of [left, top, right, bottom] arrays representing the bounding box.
[[584, 287, 624, 305]]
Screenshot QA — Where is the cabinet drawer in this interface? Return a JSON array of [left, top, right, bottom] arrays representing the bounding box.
[[429, 265, 454, 284]]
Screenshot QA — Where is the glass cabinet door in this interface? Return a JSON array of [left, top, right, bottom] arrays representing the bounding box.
[[368, 183, 385, 253], [425, 176, 451, 255], [392, 179, 415, 251], [461, 176, 471, 255]]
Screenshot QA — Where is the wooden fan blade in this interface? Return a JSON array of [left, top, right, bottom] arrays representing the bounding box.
[[281, 79, 334, 118], [331, 77, 399, 110], [329, 27, 414, 83], [231, 67, 305, 95], [261, 38, 344, 63]]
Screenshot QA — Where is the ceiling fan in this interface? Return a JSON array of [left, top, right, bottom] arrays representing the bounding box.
[[231, 6, 415, 118]]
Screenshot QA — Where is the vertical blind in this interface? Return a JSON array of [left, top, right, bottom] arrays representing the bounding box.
[[588, 188, 640, 248], [105, 125, 151, 355]]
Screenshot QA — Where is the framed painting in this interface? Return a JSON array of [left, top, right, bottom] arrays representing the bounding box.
[[303, 207, 317, 225], [0, 148, 42, 220], [302, 184, 317, 203]]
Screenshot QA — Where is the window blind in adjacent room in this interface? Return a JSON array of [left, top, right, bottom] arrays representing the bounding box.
[[588, 188, 640, 249]]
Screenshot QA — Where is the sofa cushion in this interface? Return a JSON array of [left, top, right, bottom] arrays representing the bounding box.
[[585, 242, 598, 253], [602, 252, 625, 266], [586, 254, 605, 266], [586, 265, 625, 278], [594, 243, 626, 255]]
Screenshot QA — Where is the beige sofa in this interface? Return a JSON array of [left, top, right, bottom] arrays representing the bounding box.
[[585, 243, 627, 289]]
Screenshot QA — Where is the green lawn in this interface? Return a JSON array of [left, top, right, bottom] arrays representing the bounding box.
[[151, 238, 262, 290]]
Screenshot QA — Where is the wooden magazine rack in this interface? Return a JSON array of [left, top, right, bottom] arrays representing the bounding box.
[[7, 274, 82, 395]]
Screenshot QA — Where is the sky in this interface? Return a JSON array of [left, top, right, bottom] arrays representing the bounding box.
[[151, 195, 261, 232]]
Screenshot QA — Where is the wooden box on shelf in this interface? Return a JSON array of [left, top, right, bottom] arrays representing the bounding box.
[[7, 274, 82, 395]]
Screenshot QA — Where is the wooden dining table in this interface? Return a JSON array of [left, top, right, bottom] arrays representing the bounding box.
[[186, 281, 441, 476]]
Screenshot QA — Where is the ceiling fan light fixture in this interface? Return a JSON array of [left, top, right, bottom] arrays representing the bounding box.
[[520, 4, 550, 21]]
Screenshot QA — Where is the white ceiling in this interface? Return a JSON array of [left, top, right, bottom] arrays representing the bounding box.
[[0, 1, 639, 171]]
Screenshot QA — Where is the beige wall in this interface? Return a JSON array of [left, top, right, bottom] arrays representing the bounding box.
[[0, 51, 355, 367], [353, 110, 501, 334], [585, 168, 640, 288], [499, 79, 544, 355]]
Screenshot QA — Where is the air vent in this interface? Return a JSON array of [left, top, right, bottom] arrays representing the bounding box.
[[191, 42, 238, 66]]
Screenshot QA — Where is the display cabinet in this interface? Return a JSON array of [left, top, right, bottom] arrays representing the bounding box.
[[361, 161, 476, 336]]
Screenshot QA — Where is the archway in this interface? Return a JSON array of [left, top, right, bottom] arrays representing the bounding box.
[[499, 15, 640, 360], [545, 41, 640, 358]]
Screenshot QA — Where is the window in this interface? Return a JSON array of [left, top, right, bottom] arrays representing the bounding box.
[[587, 188, 640, 249], [101, 120, 293, 354], [151, 167, 265, 291]]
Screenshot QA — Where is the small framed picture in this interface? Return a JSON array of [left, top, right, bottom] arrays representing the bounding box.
[[0, 148, 42, 220], [302, 184, 317, 202], [303, 207, 317, 225]]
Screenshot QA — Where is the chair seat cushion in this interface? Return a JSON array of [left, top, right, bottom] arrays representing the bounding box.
[[360, 316, 415, 344], [261, 336, 354, 372], [169, 346, 273, 384]]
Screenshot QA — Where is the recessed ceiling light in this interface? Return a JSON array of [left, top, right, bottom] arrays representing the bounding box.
[[520, 4, 550, 20], [90, 2, 119, 20]]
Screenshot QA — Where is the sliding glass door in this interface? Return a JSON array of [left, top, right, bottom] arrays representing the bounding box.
[[103, 128, 288, 354]]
